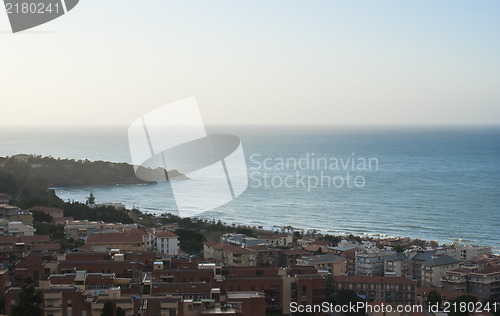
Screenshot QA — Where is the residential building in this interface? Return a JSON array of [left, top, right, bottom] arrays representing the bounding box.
[[279, 248, 311, 267], [334, 275, 417, 305], [442, 265, 500, 300], [247, 244, 281, 266], [296, 254, 347, 275], [28, 206, 65, 219], [453, 244, 492, 261], [64, 220, 99, 240], [221, 233, 266, 248], [257, 235, 293, 247], [384, 253, 410, 278], [85, 229, 148, 252], [356, 248, 396, 276], [7, 221, 35, 236], [421, 255, 460, 287], [203, 241, 256, 267], [153, 230, 179, 257]]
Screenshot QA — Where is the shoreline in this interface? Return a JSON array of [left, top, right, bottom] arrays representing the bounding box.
[[52, 188, 499, 255]]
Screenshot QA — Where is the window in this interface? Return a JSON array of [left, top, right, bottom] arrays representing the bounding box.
[[67, 299, 72, 307]]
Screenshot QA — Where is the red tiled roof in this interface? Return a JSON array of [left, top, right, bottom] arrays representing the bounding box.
[[32, 243, 61, 251], [312, 240, 332, 246], [86, 229, 147, 244], [154, 231, 178, 238], [19, 235, 51, 245], [203, 242, 255, 254], [0, 236, 18, 244], [471, 265, 500, 275], [282, 248, 311, 256]]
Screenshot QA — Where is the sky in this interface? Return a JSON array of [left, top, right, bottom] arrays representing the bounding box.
[[0, 0, 499, 126]]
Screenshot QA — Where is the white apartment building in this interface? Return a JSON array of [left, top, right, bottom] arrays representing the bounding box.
[[153, 231, 179, 257], [355, 243, 396, 276], [453, 244, 491, 261], [7, 221, 36, 236]]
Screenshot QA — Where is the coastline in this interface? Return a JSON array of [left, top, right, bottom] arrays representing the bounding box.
[[53, 187, 500, 255]]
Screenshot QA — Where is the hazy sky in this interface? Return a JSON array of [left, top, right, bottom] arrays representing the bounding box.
[[0, 0, 499, 126]]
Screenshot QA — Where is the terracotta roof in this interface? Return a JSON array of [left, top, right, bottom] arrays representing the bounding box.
[[203, 242, 255, 254], [282, 248, 311, 256], [19, 235, 50, 245], [247, 245, 279, 251], [312, 240, 332, 246], [471, 265, 500, 275], [32, 243, 61, 251], [154, 231, 178, 238], [0, 236, 18, 244], [86, 229, 147, 244]]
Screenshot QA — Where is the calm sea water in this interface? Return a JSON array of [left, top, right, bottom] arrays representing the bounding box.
[[1, 125, 499, 251]]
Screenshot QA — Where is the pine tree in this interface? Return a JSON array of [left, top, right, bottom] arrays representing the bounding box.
[[87, 192, 96, 205]]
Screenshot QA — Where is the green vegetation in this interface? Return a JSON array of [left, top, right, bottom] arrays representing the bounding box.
[[174, 228, 207, 255], [447, 295, 479, 316], [0, 155, 152, 190], [9, 276, 43, 316], [101, 301, 114, 316], [31, 210, 52, 223], [334, 289, 365, 316], [61, 202, 133, 224], [325, 275, 335, 303], [426, 289, 442, 308]]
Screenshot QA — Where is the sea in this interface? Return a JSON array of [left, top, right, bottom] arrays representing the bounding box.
[[0, 125, 499, 251]]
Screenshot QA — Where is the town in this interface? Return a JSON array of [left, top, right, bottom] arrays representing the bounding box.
[[0, 193, 498, 316]]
